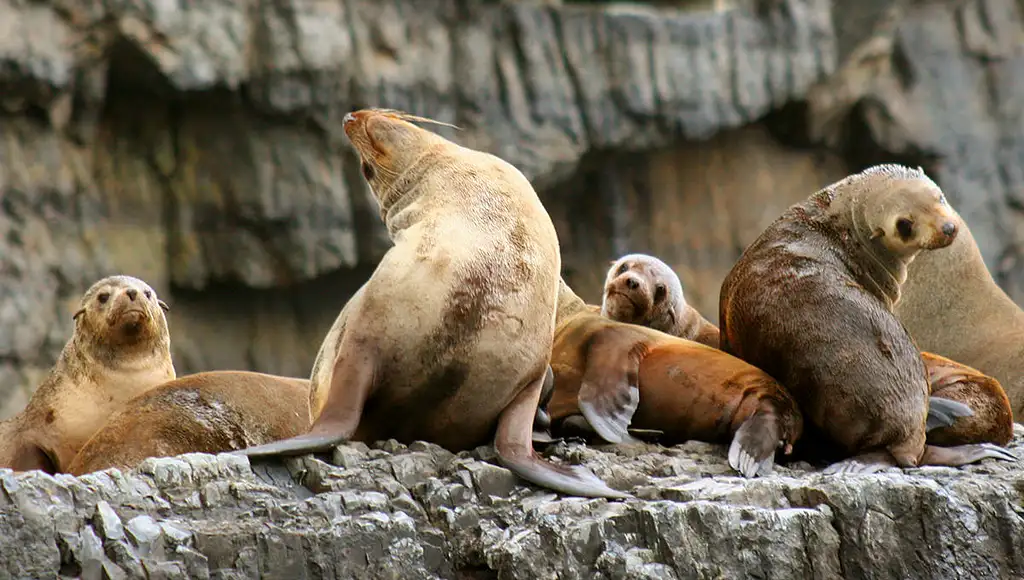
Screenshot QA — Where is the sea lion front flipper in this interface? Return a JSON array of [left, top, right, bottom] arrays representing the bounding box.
[[495, 369, 632, 499], [926, 396, 974, 431], [918, 443, 1018, 466], [577, 331, 643, 445], [822, 450, 898, 475], [10, 441, 58, 474], [234, 339, 376, 458], [728, 411, 781, 478]]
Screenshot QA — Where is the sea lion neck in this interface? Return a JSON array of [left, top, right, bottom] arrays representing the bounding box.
[[821, 188, 905, 309], [376, 148, 441, 237]]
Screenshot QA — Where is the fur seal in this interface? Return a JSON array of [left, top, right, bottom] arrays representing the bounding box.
[[601, 253, 720, 347], [0, 275, 174, 473], [545, 279, 804, 477], [718, 164, 1016, 473], [66, 371, 311, 475], [920, 352, 1014, 447], [233, 108, 627, 499], [895, 207, 1024, 417]]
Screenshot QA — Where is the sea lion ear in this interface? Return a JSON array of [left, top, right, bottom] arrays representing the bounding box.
[[158, 299, 170, 312], [72, 308, 85, 321], [870, 228, 885, 240]]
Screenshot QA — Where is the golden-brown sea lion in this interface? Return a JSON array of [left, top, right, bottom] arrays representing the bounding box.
[[718, 164, 1016, 474], [895, 207, 1024, 417], [601, 253, 720, 348], [66, 371, 310, 475], [0, 275, 174, 473], [920, 352, 1014, 447], [545, 279, 804, 477], [233, 108, 626, 499]]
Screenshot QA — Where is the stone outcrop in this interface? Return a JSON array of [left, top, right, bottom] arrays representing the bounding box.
[[3, 428, 1024, 579]]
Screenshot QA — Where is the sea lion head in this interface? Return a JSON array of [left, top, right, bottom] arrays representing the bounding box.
[[342, 108, 460, 217], [835, 164, 959, 261], [72, 275, 171, 355], [601, 253, 685, 332]]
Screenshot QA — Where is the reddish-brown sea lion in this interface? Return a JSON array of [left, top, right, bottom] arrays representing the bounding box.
[[920, 352, 1014, 447], [233, 108, 626, 499], [545, 279, 804, 477], [0, 275, 175, 473], [601, 253, 720, 348], [66, 371, 311, 475], [895, 206, 1024, 417], [718, 164, 1016, 474]]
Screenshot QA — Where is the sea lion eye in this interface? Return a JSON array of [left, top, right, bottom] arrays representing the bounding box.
[[97, 292, 110, 304], [896, 218, 914, 240], [361, 161, 375, 181], [144, 290, 152, 299], [617, 263, 628, 275], [654, 285, 666, 303]]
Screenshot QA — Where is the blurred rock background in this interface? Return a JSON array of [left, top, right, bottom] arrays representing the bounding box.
[[1, 0, 1021, 418]]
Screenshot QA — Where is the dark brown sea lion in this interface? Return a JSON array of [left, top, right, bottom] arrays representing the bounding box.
[[0, 275, 175, 473], [718, 164, 1016, 474], [66, 371, 311, 476], [920, 352, 1014, 447], [546, 279, 804, 477], [601, 253, 720, 348], [233, 108, 627, 499]]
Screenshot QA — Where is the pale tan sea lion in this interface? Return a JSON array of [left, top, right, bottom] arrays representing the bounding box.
[[66, 371, 310, 475], [233, 108, 627, 499], [0, 275, 174, 473], [601, 253, 720, 347], [718, 164, 1016, 474]]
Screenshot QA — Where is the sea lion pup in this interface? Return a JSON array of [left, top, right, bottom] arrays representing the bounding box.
[[233, 108, 627, 499], [718, 164, 1016, 474], [895, 207, 1024, 417], [602, 253, 720, 347], [0, 275, 174, 473], [920, 352, 1014, 447], [545, 278, 804, 478], [66, 371, 311, 476]]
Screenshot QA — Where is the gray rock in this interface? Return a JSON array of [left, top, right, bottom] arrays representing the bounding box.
[[2, 430, 1023, 578]]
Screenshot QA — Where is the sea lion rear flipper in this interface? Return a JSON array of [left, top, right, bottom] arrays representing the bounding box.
[[577, 331, 643, 445], [926, 396, 974, 431], [234, 339, 375, 458], [496, 369, 632, 499], [728, 411, 781, 478], [918, 443, 1018, 466]]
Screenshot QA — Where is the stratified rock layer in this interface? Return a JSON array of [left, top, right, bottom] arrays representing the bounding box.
[[3, 428, 1024, 579]]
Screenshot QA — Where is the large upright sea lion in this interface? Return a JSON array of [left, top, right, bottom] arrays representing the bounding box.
[[234, 108, 626, 499], [66, 371, 311, 475], [718, 164, 1016, 473], [601, 253, 720, 347], [545, 279, 804, 477], [895, 207, 1024, 417], [0, 275, 175, 473]]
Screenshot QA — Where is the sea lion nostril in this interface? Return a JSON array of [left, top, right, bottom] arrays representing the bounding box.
[[625, 277, 639, 290], [942, 221, 957, 237]]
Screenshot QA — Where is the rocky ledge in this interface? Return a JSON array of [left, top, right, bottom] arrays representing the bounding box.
[[3, 427, 1024, 579]]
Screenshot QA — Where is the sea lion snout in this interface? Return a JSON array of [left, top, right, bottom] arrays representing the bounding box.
[[624, 274, 641, 290]]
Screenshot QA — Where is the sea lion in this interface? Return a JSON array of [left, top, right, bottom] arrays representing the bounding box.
[[718, 164, 1016, 474], [0, 275, 174, 473], [895, 207, 1024, 417], [233, 108, 627, 499], [545, 278, 804, 477], [920, 352, 1014, 447], [601, 253, 720, 347], [66, 371, 311, 475]]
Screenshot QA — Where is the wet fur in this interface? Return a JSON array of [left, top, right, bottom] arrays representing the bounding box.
[[234, 109, 626, 498], [601, 254, 720, 348], [67, 371, 310, 475], [547, 280, 803, 477], [896, 208, 1024, 419], [0, 276, 174, 473], [719, 165, 1014, 469]]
